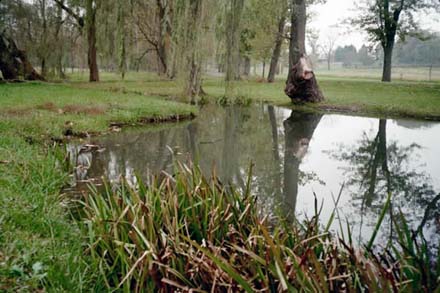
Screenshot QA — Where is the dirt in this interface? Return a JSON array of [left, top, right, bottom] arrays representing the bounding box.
[[35, 103, 107, 115]]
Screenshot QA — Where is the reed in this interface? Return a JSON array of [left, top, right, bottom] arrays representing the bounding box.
[[81, 164, 439, 292]]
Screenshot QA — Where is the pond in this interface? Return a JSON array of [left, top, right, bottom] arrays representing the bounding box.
[[67, 104, 440, 247]]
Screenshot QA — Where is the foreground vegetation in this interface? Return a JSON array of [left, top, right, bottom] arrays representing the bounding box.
[[83, 165, 439, 291]]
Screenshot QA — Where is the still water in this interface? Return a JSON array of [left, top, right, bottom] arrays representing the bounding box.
[[68, 104, 440, 246]]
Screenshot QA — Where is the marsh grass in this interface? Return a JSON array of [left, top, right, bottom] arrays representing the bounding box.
[[82, 164, 439, 292]]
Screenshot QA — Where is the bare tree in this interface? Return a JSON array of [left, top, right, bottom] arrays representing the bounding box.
[[321, 34, 338, 71], [53, 0, 100, 82]]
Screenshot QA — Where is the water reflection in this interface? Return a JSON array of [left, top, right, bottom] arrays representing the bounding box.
[[68, 105, 440, 246], [283, 111, 322, 220], [330, 119, 439, 245]]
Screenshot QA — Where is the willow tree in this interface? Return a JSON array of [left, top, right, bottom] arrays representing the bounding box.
[[353, 0, 440, 82], [132, 0, 173, 77], [53, 0, 100, 82], [225, 0, 245, 82], [172, 0, 214, 102]]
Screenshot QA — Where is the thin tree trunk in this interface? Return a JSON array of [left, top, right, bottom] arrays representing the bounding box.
[[267, 16, 286, 83], [288, 0, 306, 74], [429, 64, 433, 82], [262, 60, 266, 78], [243, 56, 251, 76], [117, 0, 126, 80], [156, 0, 172, 77], [55, 1, 65, 79], [86, 0, 99, 82], [38, 0, 48, 77], [382, 42, 394, 82]]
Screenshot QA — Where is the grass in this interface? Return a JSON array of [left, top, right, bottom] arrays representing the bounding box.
[[68, 71, 440, 120], [82, 164, 440, 291]]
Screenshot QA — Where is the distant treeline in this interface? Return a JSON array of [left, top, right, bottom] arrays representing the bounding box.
[[333, 34, 440, 68]]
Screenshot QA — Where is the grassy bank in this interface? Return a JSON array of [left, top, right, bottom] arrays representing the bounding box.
[[70, 72, 440, 120], [0, 82, 196, 290]]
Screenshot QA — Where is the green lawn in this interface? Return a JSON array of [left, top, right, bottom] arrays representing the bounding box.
[[69, 72, 440, 120]]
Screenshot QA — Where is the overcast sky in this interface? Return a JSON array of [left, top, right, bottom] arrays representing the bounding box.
[[308, 0, 440, 49]]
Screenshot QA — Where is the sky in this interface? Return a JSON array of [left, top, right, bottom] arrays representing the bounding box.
[[309, 0, 440, 49]]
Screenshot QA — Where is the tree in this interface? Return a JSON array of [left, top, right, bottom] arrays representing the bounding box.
[[267, 0, 288, 82], [306, 28, 320, 65], [285, 0, 324, 102], [53, 0, 100, 82], [132, 0, 173, 77], [357, 45, 375, 66], [224, 0, 245, 82], [321, 34, 338, 70], [334, 45, 358, 67], [352, 0, 440, 82]]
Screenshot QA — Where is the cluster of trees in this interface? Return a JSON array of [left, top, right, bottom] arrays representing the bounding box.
[[0, 0, 439, 89], [328, 33, 440, 69], [334, 45, 375, 67], [0, 0, 291, 85]]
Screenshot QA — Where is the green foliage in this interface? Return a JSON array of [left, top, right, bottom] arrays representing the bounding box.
[[82, 164, 440, 291], [352, 0, 440, 47], [395, 33, 440, 65]]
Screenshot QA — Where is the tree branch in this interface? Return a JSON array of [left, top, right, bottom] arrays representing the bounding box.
[[52, 0, 84, 27]]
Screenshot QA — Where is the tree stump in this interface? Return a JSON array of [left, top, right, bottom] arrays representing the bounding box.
[[284, 55, 324, 103], [0, 31, 45, 81]]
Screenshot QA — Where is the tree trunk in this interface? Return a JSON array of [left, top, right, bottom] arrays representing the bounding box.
[[382, 42, 394, 82], [86, 0, 99, 82], [156, 1, 172, 77], [327, 55, 331, 71], [225, 0, 244, 82], [117, 0, 126, 80], [288, 0, 306, 74], [0, 32, 45, 81], [285, 0, 323, 103], [262, 60, 266, 78], [267, 16, 286, 83], [181, 0, 205, 102], [243, 56, 251, 76], [55, 1, 66, 79], [429, 64, 433, 82]]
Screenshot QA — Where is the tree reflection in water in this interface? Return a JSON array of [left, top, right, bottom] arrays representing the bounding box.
[[282, 111, 322, 220], [330, 119, 440, 246]]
